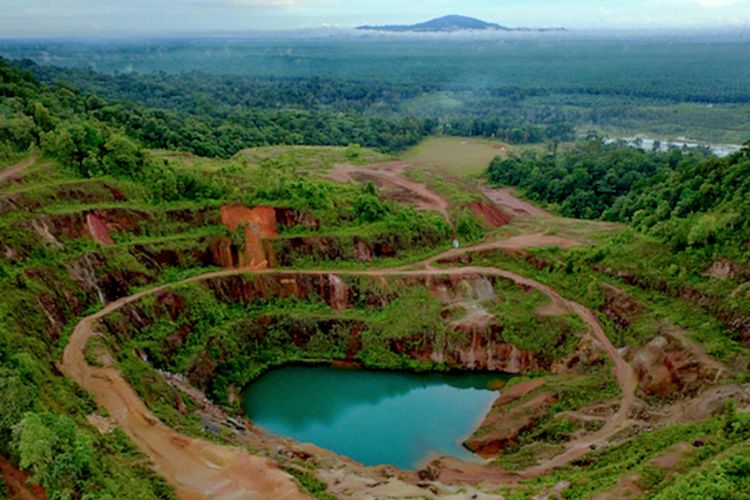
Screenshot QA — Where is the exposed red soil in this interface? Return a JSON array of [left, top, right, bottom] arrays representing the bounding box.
[[0, 457, 47, 500], [60, 294, 307, 500], [660, 384, 750, 424], [631, 334, 723, 399], [599, 283, 645, 329], [9, 151, 731, 496], [469, 201, 512, 227], [85, 210, 114, 245], [481, 187, 551, 217], [59, 233, 640, 496], [423, 456, 519, 486], [491, 379, 546, 407], [219, 205, 279, 269], [327, 161, 452, 224]]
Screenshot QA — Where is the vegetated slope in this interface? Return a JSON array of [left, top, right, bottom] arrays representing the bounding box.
[[489, 139, 750, 255], [488, 139, 750, 346], [21, 58, 575, 151], [7, 38, 750, 143], [7, 57, 433, 159]]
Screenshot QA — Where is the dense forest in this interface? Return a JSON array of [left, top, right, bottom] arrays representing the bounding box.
[[4, 37, 750, 144], [488, 139, 750, 256], [19, 60, 575, 153], [2, 57, 437, 160]]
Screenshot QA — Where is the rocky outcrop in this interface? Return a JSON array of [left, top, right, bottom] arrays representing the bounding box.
[[449, 332, 544, 373], [464, 379, 556, 457], [631, 336, 719, 400], [212, 206, 317, 271], [702, 259, 745, 281], [599, 283, 644, 329]]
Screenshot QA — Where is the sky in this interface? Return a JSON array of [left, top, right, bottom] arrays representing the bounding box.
[[2, 0, 750, 37]]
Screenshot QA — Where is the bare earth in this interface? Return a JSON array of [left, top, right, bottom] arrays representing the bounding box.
[[0, 152, 36, 185], [327, 161, 452, 224], [481, 186, 551, 217]]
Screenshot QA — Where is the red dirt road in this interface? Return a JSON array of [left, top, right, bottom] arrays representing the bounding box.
[[0, 458, 46, 500], [328, 161, 452, 224], [0, 152, 36, 185]]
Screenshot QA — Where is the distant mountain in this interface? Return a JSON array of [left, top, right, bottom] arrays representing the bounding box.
[[357, 15, 563, 33]]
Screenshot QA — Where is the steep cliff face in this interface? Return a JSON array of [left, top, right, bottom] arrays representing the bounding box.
[[97, 272, 552, 404], [212, 205, 320, 269], [5, 205, 221, 263]]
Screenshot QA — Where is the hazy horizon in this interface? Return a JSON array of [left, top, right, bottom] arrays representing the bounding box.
[[2, 0, 750, 38]]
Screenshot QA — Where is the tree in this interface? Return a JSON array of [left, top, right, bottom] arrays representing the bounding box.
[[0, 367, 37, 453], [13, 412, 94, 499]]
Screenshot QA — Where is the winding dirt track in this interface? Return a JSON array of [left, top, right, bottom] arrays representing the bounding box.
[[60, 235, 638, 498], [0, 152, 36, 185], [61, 286, 309, 500]]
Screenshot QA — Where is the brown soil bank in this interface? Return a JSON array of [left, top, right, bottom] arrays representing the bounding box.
[[470, 201, 513, 227], [0, 457, 47, 500], [481, 187, 551, 217]]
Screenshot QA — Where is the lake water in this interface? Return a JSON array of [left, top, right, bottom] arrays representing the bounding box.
[[243, 365, 504, 469]]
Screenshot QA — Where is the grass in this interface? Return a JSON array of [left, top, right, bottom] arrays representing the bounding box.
[[239, 145, 391, 172], [401, 136, 510, 177], [401, 136, 574, 178]]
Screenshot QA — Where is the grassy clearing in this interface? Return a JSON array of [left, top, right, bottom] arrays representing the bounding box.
[[402, 137, 510, 177], [401, 136, 573, 178], [239, 145, 390, 172]]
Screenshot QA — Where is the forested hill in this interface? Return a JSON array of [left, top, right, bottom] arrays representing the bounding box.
[[358, 15, 508, 32], [488, 140, 750, 257], [2, 57, 434, 159], [17, 58, 575, 150]]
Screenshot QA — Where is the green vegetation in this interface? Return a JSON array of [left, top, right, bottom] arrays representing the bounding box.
[[7, 37, 750, 144], [489, 139, 750, 256], [506, 403, 750, 498], [403, 137, 512, 177], [283, 467, 336, 500]]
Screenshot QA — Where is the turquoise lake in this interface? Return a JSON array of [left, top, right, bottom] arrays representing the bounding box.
[[243, 365, 504, 469]]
